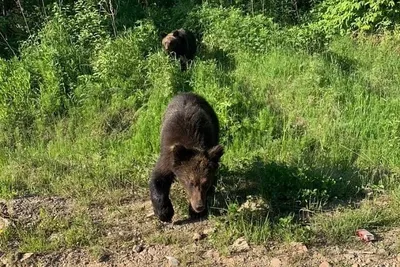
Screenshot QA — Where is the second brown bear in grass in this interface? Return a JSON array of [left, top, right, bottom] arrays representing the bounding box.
[[149, 92, 224, 222], [161, 28, 197, 71]]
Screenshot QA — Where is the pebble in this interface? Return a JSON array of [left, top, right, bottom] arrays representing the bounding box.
[[270, 258, 282, 267], [319, 261, 330, 267], [19, 253, 33, 262], [134, 245, 144, 253], [192, 232, 206, 241], [98, 254, 110, 263], [165, 256, 179, 267], [146, 212, 154, 218], [290, 242, 308, 253], [230, 237, 250, 253], [203, 227, 216, 235], [0, 217, 10, 232]]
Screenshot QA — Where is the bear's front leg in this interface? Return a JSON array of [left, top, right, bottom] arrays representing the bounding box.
[[149, 169, 175, 222]]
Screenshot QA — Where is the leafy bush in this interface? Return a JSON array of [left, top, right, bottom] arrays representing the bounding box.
[[0, 0, 108, 141], [312, 0, 400, 36], [203, 0, 316, 24], [187, 5, 282, 54]]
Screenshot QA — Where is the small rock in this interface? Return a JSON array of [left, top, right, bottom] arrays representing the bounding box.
[[19, 253, 33, 262], [165, 256, 179, 267], [0, 218, 10, 232], [290, 242, 308, 253], [352, 264, 359, 267], [134, 244, 144, 253], [203, 227, 216, 235], [192, 232, 206, 241], [98, 253, 110, 263], [49, 233, 61, 242], [1, 256, 9, 266], [397, 254, 400, 262], [319, 261, 330, 267], [270, 258, 282, 267], [230, 237, 250, 253], [203, 250, 216, 258]]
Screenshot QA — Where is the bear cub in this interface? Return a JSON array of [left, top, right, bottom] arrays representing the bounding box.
[[161, 28, 197, 71], [149, 92, 224, 222]]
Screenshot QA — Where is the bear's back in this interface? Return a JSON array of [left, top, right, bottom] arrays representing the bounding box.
[[160, 93, 219, 150]]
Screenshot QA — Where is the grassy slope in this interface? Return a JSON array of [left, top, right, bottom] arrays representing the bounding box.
[[0, 3, 400, 254]]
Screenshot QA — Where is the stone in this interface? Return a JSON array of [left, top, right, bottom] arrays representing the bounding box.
[[192, 232, 205, 241], [49, 233, 61, 242], [165, 256, 179, 267], [204, 250, 216, 258], [0, 218, 10, 232], [291, 242, 308, 253], [230, 237, 250, 253], [270, 258, 282, 267], [98, 253, 110, 263], [134, 245, 144, 253], [319, 261, 330, 267], [19, 253, 33, 262], [203, 227, 216, 235]]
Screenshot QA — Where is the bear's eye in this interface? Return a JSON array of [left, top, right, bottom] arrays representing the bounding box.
[[208, 162, 218, 170], [188, 181, 195, 188]]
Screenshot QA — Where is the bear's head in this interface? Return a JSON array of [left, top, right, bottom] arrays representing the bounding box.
[[161, 30, 182, 56], [170, 144, 224, 213]]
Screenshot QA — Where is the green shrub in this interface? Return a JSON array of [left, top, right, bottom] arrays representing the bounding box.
[[312, 0, 400, 36]]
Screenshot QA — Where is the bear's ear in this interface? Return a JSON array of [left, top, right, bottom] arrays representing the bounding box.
[[160, 32, 167, 39], [172, 30, 180, 37], [171, 144, 193, 165], [208, 145, 224, 163]]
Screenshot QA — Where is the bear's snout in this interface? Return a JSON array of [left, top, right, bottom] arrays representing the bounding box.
[[191, 201, 205, 213]]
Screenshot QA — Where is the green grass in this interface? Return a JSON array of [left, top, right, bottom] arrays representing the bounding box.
[[311, 186, 400, 244], [0, 2, 400, 255], [0, 208, 101, 253]]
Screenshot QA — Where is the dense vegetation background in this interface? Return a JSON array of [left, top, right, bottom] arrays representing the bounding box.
[[0, 0, 399, 252]]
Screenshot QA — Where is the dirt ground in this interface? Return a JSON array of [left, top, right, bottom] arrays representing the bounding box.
[[0, 196, 399, 267]]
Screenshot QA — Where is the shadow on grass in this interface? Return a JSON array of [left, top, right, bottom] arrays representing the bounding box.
[[322, 50, 358, 75], [172, 217, 207, 226], [198, 45, 236, 72], [208, 157, 391, 223]]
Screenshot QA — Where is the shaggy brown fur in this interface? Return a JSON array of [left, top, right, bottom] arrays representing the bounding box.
[[161, 28, 197, 71], [149, 92, 223, 222]]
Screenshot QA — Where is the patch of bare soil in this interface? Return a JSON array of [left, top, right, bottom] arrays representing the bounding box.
[[1, 196, 399, 267], [7, 196, 74, 223]]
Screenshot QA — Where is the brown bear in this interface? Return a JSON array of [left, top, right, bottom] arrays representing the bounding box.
[[161, 28, 197, 71], [149, 92, 224, 222]]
